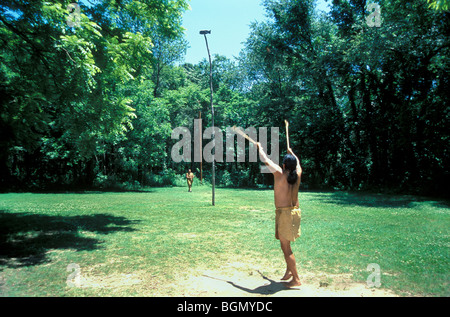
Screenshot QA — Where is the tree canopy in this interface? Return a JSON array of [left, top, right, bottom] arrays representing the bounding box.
[[1, 0, 448, 197]]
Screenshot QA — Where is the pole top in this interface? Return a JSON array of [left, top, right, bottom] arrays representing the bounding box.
[[199, 30, 211, 35]]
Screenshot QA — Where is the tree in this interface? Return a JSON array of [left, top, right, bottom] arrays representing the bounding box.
[[238, 0, 449, 194], [0, 0, 189, 189]]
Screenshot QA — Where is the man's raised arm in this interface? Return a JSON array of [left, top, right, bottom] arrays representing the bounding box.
[[257, 142, 282, 175], [287, 147, 302, 175]]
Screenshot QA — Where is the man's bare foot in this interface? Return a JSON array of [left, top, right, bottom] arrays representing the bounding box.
[[284, 278, 302, 288], [281, 272, 292, 281]]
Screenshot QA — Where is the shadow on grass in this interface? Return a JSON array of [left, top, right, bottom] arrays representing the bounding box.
[[23, 188, 157, 194], [203, 271, 296, 295], [0, 210, 140, 268], [311, 191, 450, 209]]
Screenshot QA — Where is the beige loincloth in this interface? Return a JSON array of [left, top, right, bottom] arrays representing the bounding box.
[[275, 206, 301, 242]]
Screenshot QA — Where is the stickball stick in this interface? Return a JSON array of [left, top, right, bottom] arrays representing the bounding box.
[[232, 126, 258, 146], [284, 120, 290, 149]]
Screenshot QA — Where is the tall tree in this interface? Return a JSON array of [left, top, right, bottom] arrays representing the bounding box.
[[238, 0, 449, 194], [0, 0, 189, 189]]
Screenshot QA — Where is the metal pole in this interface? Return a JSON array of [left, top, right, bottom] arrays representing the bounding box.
[[199, 111, 202, 184], [200, 30, 215, 206]]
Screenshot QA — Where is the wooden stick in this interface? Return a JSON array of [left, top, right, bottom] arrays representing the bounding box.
[[232, 126, 258, 145], [284, 120, 290, 149]]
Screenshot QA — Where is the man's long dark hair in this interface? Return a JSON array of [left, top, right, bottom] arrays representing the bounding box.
[[283, 154, 298, 185]]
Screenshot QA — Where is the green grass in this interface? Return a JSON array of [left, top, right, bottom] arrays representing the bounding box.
[[0, 187, 448, 296]]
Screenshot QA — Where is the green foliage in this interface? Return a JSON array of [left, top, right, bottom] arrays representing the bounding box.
[[238, 0, 449, 195], [0, 0, 448, 197], [0, 0, 189, 189], [427, 0, 450, 11]]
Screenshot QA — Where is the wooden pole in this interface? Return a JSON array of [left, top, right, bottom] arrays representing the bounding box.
[[285, 120, 290, 149]]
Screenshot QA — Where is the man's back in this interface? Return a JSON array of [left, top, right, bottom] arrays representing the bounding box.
[[274, 172, 301, 208]]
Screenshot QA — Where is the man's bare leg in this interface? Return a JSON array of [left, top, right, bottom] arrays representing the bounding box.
[[280, 236, 301, 287], [281, 269, 292, 281], [277, 229, 293, 280]]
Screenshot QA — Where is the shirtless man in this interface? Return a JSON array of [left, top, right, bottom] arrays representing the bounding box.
[[257, 143, 302, 288], [186, 169, 194, 192]]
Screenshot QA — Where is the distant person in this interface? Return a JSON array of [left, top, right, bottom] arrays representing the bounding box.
[[186, 169, 195, 192], [257, 143, 302, 288]]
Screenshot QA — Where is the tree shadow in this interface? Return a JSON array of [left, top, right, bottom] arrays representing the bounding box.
[[314, 191, 427, 209], [203, 271, 297, 296], [24, 188, 156, 194], [0, 210, 140, 268]]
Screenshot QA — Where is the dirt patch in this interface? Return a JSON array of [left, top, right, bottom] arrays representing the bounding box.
[[76, 273, 142, 289], [173, 262, 398, 297], [65, 259, 399, 296]]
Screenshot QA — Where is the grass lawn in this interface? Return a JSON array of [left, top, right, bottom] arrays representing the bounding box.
[[0, 186, 448, 296]]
